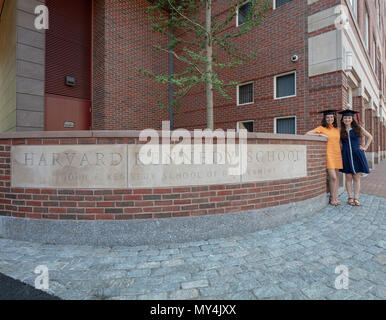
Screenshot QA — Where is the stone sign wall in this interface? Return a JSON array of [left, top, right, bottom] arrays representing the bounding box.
[[0, 132, 326, 221], [11, 144, 307, 189]]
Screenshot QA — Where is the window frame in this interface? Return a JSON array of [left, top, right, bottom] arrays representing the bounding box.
[[378, 0, 381, 31], [347, 87, 353, 109], [237, 81, 254, 106], [237, 120, 254, 132], [274, 71, 296, 100], [274, 116, 297, 134], [273, 0, 294, 10], [348, 0, 357, 20], [236, 1, 251, 27], [372, 37, 376, 69], [364, 4, 369, 51]]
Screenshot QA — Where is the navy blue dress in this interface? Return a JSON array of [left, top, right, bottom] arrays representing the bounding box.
[[340, 129, 370, 174]]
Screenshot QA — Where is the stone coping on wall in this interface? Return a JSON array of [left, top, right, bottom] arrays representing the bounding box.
[[0, 193, 329, 246], [0, 130, 328, 141]]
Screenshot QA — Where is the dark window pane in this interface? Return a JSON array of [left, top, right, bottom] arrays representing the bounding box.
[[238, 83, 253, 104], [276, 73, 295, 98], [276, 0, 294, 8], [238, 2, 251, 25], [276, 117, 296, 134], [240, 121, 254, 132]]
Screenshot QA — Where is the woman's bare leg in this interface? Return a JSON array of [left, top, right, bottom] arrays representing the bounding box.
[[353, 173, 361, 200], [334, 169, 341, 204], [327, 169, 339, 204], [345, 174, 353, 198]]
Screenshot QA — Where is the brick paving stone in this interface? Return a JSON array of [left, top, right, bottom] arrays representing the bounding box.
[[223, 291, 256, 300], [301, 284, 335, 299], [137, 292, 168, 300], [361, 161, 386, 198], [252, 285, 285, 299], [181, 279, 209, 289], [372, 254, 386, 265], [169, 289, 199, 300]]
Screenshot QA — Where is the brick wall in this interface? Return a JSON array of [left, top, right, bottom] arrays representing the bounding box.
[[0, 131, 326, 221], [89, 0, 386, 156], [92, 0, 169, 130], [173, 0, 313, 133]]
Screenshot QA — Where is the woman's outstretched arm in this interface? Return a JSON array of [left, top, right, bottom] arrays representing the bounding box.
[[359, 127, 373, 151], [306, 128, 328, 138]]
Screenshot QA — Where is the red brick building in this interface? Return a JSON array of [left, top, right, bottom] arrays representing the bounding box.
[[0, 0, 385, 166]]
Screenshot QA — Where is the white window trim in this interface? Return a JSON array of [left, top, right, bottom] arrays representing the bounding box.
[[274, 71, 296, 100], [273, 0, 293, 10], [236, 1, 250, 27], [236, 120, 254, 132], [347, 87, 353, 108], [364, 5, 369, 51], [274, 116, 297, 134], [348, 0, 357, 20], [237, 81, 254, 106], [372, 38, 376, 69]]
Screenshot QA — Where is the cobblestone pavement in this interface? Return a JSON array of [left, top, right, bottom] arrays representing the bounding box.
[[361, 160, 386, 198], [0, 192, 385, 300]]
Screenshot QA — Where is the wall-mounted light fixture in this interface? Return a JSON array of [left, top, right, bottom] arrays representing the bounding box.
[[65, 76, 76, 87]]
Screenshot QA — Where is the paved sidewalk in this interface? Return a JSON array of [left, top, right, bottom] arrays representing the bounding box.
[[361, 161, 386, 198], [0, 192, 385, 300]]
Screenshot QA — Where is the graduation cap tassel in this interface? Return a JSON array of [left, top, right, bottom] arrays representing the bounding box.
[[356, 113, 360, 123]]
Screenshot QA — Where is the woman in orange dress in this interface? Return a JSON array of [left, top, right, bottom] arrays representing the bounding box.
[[306, 110, 343, 206]]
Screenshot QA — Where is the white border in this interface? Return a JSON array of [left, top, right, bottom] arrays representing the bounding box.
[[274, 71, 296, 100], [237, 81, 254, 106], [274, 116, 297, 134]]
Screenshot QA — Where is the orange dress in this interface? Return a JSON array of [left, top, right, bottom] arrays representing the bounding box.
[[314, 125, 343, 169]]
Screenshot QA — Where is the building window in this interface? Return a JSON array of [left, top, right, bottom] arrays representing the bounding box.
[[372, 39, 376, 68], [275, 117, 296, 134], [237, 82, 254, 105], [274, 0, 294, 9], [237, 1, 251, 26], [378, 0, 381, 31], [349, 0, 357, 20], [274, 72, 296, 99], [237, 120, 254, 132], [347, 87, 353, 108], [364, 5, 369, 51]]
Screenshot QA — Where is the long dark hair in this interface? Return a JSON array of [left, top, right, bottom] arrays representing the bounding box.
[[321, 115, 338, 128], [340, 117, 362, 139]]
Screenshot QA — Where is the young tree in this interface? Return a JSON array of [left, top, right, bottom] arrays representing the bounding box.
[[140, 0, 271, 129]]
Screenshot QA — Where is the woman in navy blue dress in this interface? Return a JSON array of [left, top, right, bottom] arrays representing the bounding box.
[[339, 110, 373, 206]]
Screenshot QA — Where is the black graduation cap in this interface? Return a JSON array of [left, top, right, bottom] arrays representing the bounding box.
[[318, 109, 338, 115], [338, 109, 359, 116]]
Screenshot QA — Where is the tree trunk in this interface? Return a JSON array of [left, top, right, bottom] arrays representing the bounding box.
[[205, 0, 214, 129]]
